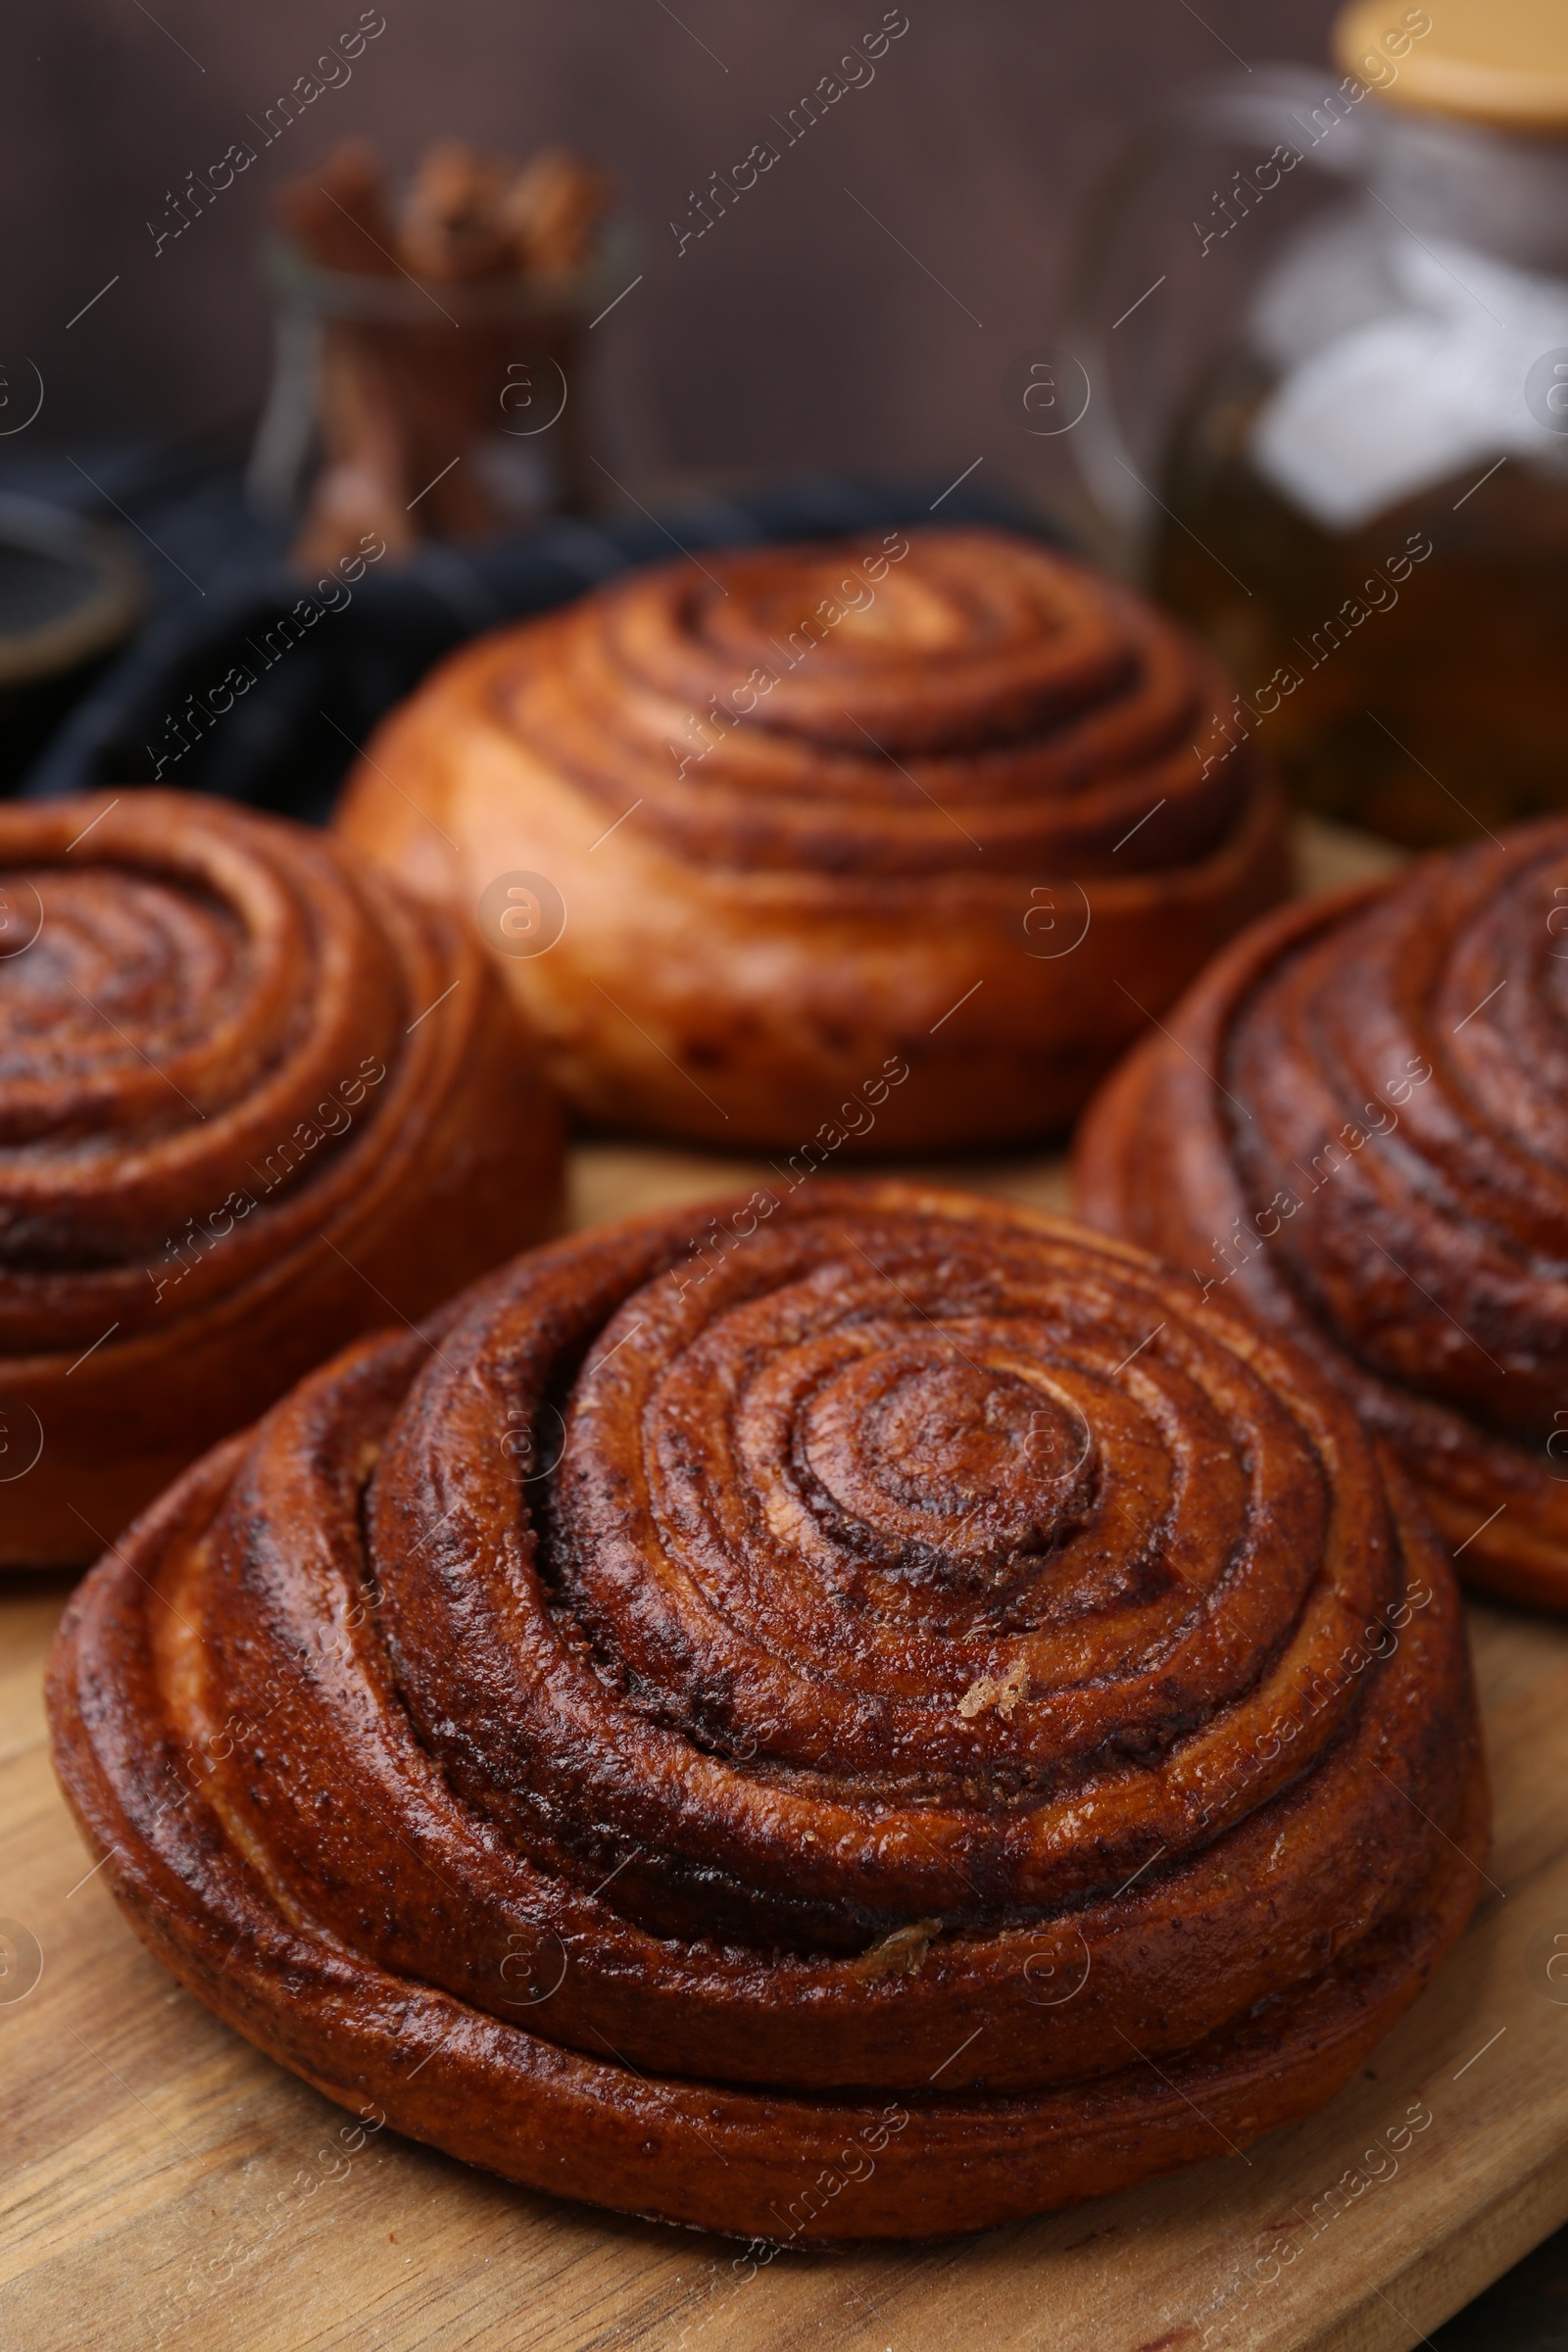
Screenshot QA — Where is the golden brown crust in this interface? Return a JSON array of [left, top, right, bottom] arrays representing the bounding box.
[[0, 790, 562, 1565], [47, 1180, 1486, 2238], [1074, 817, 1568, 1609], [333, 528, 1288, 1149]]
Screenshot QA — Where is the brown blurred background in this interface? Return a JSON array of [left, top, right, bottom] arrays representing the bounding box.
[[2, 0, 1339, 487]]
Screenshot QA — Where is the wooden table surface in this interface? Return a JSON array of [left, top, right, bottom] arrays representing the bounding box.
[[16, 817, 1568, 2352]]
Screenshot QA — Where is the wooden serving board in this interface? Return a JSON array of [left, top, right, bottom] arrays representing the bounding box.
[[14, 817, 1564, 2352]]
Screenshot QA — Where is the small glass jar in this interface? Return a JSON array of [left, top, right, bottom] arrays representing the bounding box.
[[247, 224, 635, 558]]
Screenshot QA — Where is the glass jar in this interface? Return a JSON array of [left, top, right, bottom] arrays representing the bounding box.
[[1067, 0, 1568, 847], [246, 225, 634, 560]]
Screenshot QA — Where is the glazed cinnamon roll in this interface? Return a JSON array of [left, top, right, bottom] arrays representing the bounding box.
[[1, 791, 561, 1566], [334, 526, 1287, 1150], [49, 1182, 1485, 2240], [1075, 818, 1568, 1611]]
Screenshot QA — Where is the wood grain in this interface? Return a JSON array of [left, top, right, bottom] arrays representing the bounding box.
[[14, 813, 1556, 2352]]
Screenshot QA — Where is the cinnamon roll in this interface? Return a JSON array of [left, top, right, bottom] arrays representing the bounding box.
[[1, 790, 561, 1567], [334, 526, 1287, 1150], [49, 1182, 1485, 2240], [1075, 818, 1568, 1611]]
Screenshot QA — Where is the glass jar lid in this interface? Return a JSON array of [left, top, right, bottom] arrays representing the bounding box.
[[1335, 0, 1568, 132]]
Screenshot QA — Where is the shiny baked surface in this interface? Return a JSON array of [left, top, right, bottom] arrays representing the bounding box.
[[335, 527, 1287, 1150], [49, 1179, 1485, 2238], [481, 525, 1260, 877], [1076, 818, 1568, 1610], [0, 789, 562, 1564]]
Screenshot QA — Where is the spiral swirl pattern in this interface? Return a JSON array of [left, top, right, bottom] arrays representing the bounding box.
[[50, 1182, 1485, 2238], [336, 526, 1287, 1148], [0, 790, 561, 1564], [1075, 819, 1568, 1609], [490, 526, 1262, 877]]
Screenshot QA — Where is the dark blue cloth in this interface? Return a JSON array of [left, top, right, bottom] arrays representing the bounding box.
[[15, 459, 1058, 825]]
